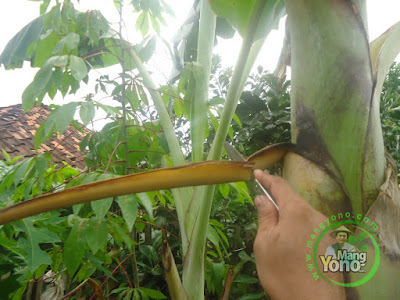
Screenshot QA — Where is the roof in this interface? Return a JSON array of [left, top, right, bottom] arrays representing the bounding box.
[[0, 104, 89, 170]]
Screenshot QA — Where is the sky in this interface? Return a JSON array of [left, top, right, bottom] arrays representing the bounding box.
[[0, 0, 399, 113]]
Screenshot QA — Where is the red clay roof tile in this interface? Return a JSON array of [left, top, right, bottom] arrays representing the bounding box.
[[0, 104, 90, 170]]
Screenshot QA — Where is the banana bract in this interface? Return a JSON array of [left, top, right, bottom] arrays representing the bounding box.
[[0, 143, 294, 225]]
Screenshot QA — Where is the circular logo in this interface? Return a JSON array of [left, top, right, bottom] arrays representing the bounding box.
[[312, 219, 380, 287]]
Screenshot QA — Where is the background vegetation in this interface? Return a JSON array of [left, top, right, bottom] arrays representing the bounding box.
[[0, 0, 399, 299]]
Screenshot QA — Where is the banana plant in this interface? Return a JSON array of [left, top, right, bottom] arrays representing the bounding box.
[[0, 0, 286, 298], [0, 0, 400, 299]]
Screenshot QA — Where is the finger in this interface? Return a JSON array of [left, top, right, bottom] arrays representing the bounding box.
[[255, 195, 279, 232], [254, 169, 300, 209], [254, 169, 273, 190]]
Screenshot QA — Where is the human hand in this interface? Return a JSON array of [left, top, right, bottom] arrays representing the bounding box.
[[253, 170, 346, 300]]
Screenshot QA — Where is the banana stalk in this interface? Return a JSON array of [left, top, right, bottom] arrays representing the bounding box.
[[284, 0, 400, 297]]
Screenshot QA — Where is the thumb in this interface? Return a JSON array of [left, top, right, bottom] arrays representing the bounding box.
[[255, 195, 279, 233]]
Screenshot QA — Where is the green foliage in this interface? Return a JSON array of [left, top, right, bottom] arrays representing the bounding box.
[[210, 0, 285, 40], [381, 62, 400, 173], [16, 218, 61, 271], [0, 16, 43, 69], [203, 181, 263, 299], [64, 218, 87, 276], [109, 286, 167, 299], [0, 153, 78, 204], [131, 0, 173, 36], [234, 69, 291, 156], [117, 195, 139, 232], [0, 152, 170, 298], [1, 1, 111, 111], [0, 155, 73, 296], [0, 1, 182, 297], [0, 150, 24, 167], [209, 59, 291, 156]]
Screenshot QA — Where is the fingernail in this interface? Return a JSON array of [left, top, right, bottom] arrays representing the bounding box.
[[254, 169, 263, 177]]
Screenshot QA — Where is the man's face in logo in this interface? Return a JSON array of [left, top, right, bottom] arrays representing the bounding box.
[[336, 232, 348, 246]]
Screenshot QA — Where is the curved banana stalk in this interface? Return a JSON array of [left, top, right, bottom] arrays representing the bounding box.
[[0, 162, 253, 225], [0, 143, 294, 225]]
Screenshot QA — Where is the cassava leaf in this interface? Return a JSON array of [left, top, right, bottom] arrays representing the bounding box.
[[218, 183, 229, 198], [64, 219, 87, 276], [139, 287, 167, 299], [136, 192, 154, 220], [117, 195, 138, 232], [137, 35, 157, 62], [16, 219, 60, 271], [79, 101, 96, 126], [207, 224, 219, 247], [234, 274, 259, 284], [85, 218, 107, 254], [53, 102, 79, 134], [0, 16, 44, 69], [64, 32, 80, 52], [69, 55, 88, 81], [91, 197, 113, 219], [209, 0, 285, 40], [136, 11, 150, 37]]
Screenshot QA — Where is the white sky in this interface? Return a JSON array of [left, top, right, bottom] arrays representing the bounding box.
[[0, 0, 399, 112]]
